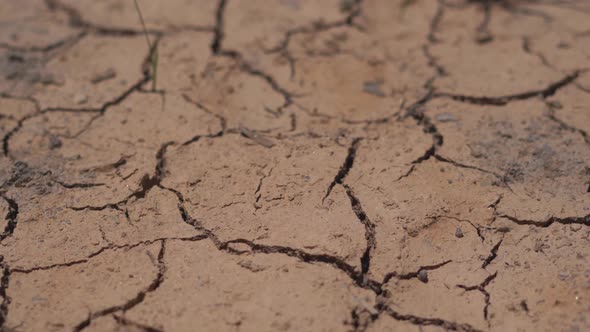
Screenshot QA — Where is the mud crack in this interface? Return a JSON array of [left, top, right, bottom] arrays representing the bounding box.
[[377, 300, 482, 332], [73, 240, 167, 332], [171, 190, 385, 293], [482, 238, 503, 269], [113, 315, 163, 332], [381, 260, 452, 284], [405, 90, 444, 164], [500, 213, 590, 228], [45, 0, 211, 36], [323, 138, 362, 202], [10, 235, 206, 274], [209, 0, 295, 113], [435, 71, 581, 106], [343, 184, 376, 284], [545, 101, 590, 145], [210, 0, 228, 54], [0, 261, 11, 329], [427, 0, 445, 43], [264, 0, 364, 78], [434, 154, 514, 192], [458, 272, 498, 321], [0, 31, 86, 54], [69, 140, 173, 211], [0, 196, 18, 244], [3, 74, 149, 158]]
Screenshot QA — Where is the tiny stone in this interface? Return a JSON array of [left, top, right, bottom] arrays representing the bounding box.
[[558, 271, 570, 281], [363, 80, 385, 97], [31, 296, 48, 304], [476, 31, 493, 44], [39, 72, 64, 85], [435, 113, 457, 122], [417, 269, 428, 283], [91, 67, 117, 84], [49, 135, 62, 149], [74, 93, 88, 105], [495, 226, 511, 233], [557, 41, 570, 49], [455, 227, 464, 238]]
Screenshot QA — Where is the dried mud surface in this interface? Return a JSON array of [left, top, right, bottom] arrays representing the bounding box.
[[0, 0, 589, 331]]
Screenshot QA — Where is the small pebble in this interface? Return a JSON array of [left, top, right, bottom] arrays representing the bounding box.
[[363, 80, 385, 98], [49, 135, 62, 149], [74, 93, 88, 105], [91, 67, 117, 84], [455, 227, 464, 238], [435, 113, 457, 122], [39, 72, 64, 86], [417, 269, 428, 283]]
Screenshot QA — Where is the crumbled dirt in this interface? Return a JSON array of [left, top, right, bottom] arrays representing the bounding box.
[[0, 0, 589, 331]]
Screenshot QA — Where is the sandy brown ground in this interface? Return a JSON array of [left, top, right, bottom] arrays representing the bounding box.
[[0, 0, 589, 331]]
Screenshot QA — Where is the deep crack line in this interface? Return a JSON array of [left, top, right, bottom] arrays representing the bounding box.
[[343, 184, 376, 284], [266, 0, 362, 54], [45, 0, 166, 36], [433, 154, 515, 192], [182, 94, 227, 132], [545, 101, 590, 145], [500, 213, 590, 228], [475, 0, 493, 43], [209, 1, 295, 113], [435, 70, 581, 106], [402, 89, 443, 165], [223, 238, 382, 293], [73, 240, 167, 332], [422, 44, 447, 76], [218, 49, 295, 113], [409, 116, 443, 164], [254, 166, 274, 205], [457, 272, 498, 321], [377, 301, 483, 332], [167, 187, 483, 330], [427, 0, 445, 43], [10, 235, 206, 274], [169, 187, 385, 293], [263, 0, 364, 79], [0, 31, 86, 53], [0, 262, 11, 329], [0, 196, 18, 244], [381, 260, 452, 285], [211, 0, 228, 54], [69, 140, 173, 211], [482, 238, 503, 269], [53, 180, 106, 189], [2, 74, 150, 158], [113, 315, 163, 332], [2, 112, 38, 158], [434, 154, 497, 176], [2, 15, 155, 158], [323, 138, 362, 203]]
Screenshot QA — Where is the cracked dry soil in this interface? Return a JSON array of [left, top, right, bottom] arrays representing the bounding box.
[[0, 0, 589, 331]]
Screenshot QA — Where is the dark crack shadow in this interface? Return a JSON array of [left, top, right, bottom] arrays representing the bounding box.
[[72, 240, 167, 332]]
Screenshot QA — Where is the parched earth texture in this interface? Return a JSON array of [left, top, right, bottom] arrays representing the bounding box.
[[0, 0, 589, 331]]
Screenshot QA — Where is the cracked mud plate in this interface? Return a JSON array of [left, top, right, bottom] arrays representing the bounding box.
[[0, 0, 589, 331]]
